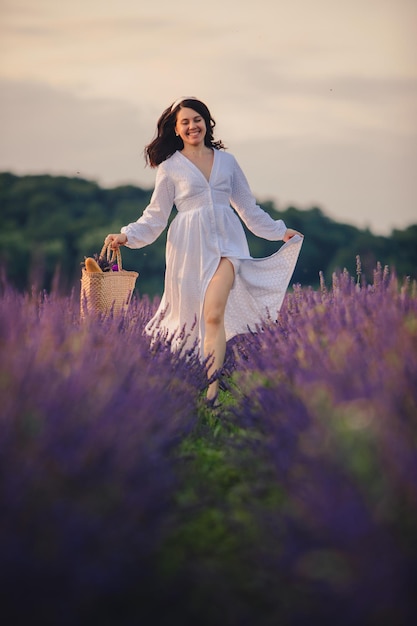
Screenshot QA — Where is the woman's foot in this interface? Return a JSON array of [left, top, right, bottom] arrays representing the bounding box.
[[206, 394, 220, 408], [206, 379, 219, 404]]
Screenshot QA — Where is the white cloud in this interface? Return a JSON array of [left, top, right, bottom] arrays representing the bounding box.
[[233, 132, 417, 234], [0, 80, 156, 187]]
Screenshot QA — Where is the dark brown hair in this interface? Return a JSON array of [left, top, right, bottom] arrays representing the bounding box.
[[144, 98, 225, 167]]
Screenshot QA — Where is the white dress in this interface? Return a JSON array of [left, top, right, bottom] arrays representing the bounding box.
[[121, 150, 303, 356]]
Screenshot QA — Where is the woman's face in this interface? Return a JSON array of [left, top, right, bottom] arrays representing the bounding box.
[[175, 107, 207, 149]]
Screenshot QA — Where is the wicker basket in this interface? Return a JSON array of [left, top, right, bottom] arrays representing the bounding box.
[[80, 244, 138, 317]]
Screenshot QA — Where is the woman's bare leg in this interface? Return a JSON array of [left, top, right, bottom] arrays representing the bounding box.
[[203, 258, 235, 402]]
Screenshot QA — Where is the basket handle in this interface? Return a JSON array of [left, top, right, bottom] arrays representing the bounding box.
[[99, 242, 123, 271]]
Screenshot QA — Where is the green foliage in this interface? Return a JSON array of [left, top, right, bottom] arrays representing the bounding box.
[[1, 171, 416, 296], [160, 400, 281, 623], [0, 172, 153, 293]]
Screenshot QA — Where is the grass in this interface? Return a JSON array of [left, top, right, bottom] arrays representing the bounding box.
[[155, 391, 298, 625]]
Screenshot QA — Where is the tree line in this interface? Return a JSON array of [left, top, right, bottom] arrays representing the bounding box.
[[1, 171, 416, 297]]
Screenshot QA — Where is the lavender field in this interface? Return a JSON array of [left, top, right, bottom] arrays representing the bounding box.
[[1, 263, 416, 626]]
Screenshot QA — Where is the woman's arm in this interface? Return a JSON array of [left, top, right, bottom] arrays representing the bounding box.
[[106, 163, 175, 250], [230, 156, 302, 241]]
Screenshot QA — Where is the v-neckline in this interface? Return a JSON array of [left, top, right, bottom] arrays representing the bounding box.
[[178, 149, 215, 184]]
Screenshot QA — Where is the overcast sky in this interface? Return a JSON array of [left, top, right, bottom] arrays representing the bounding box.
[[1, 0, 416, 234]]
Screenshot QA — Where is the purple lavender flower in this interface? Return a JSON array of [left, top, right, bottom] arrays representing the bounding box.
[[1, 262, 416, 625], [0, 284, 206, 624]]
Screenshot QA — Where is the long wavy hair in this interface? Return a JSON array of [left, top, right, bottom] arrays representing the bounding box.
[[145, 98, 226, 167]]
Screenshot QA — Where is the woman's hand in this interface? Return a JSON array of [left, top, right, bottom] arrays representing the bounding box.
[[105, 233, 127, 250], [283, 228, 303, 242]]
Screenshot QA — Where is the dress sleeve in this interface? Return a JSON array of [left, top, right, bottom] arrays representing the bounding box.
[[229, 155, 287, 241], [121, 163, 175, 249]]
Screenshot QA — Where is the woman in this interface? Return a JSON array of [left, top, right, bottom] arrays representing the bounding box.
[[105, 97, 303, 403]]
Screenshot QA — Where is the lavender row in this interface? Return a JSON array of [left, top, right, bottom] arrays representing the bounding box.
[[222, 265, 417, 624], [0, 284, 206, 624]]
